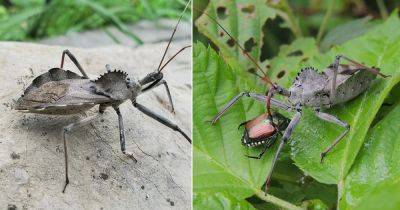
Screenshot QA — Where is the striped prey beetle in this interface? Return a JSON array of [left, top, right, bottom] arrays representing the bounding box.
[[14, 1, 191, 193]]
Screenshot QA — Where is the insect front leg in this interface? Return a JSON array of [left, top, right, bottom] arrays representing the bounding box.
[[61, 113, 101, 193], [132, 101, 191, 144], [142, 79, 175, 113], [315, 109, 350, 163], [264, 111, 302, 194], [211, 92, 292, 124], [60, 49, 89, 79]]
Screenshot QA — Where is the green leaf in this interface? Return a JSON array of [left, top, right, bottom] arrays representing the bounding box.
[[320, 17, 379, 52], [352, 178, 400, 210], [194, 192, 256, 210], [195, 0, 278, 73], [339, 103, 400, 209], [193, 42, 302, 210]]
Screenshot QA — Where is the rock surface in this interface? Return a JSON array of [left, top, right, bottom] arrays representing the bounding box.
[[0, 40, 191, 209]]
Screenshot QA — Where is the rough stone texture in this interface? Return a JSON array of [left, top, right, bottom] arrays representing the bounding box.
[[0, 40, 191, 209], [38, 19, 191, 48]]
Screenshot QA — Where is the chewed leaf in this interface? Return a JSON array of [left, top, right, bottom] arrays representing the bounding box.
[[195, 0, 277, 75]]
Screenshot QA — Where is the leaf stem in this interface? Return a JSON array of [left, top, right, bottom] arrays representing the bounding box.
[[255, 190, 304, 210], [376, 0, 389, 19], [316, 0, 335, 45]]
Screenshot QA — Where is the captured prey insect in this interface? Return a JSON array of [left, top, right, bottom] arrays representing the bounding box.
[[202, 10, 389, 193], [14, 1, 192, 193]]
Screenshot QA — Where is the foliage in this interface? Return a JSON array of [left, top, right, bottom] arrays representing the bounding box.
[[0, 0, 189, 42], [194, 0, 400, 209]]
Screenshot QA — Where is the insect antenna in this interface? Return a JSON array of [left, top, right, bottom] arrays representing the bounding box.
[[159, 45, 192, 72], [156, 0, 191, 73], [195, 8, 275, 87]]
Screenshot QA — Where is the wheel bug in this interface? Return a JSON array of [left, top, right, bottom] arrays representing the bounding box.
[[200, 10, 389, 193], [14, 1, 192, 193]]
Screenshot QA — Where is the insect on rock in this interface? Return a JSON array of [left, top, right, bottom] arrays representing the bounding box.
[[202, 10, 389, 193], [14, 1, 192, 193]]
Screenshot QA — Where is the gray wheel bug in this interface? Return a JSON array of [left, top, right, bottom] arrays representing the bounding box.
[[200, 10, 389, 194], [14, 1, 192, 193]]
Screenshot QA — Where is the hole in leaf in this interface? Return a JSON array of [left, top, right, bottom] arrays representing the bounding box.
[[287, 50, 303, 57], [241, 4, 255, 14], [227, 38, 235, 47], [260, 17, 293, 62], [217, 7, 228, 20], [244, 37, 256, 52]]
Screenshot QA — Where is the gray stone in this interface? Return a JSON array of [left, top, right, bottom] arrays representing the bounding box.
[[0, 40, 191, 209]]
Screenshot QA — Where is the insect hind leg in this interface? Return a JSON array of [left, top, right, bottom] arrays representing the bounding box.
[[61, 113, 101, 193], [60, 49, 89, 79]]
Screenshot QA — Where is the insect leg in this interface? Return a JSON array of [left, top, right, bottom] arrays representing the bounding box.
[[141, 79, 175, 113], [61, 114, 101, 193], [328, 55, 341, 102], [113, 107, 138, 163], [315, 110, 350, 163], [265, 111, 301, 194], [245, 144, 270, 159], [211, 92, 291, 124], [132, 101, 191, 144], [339, 55, 388, 78], [60, 49, 89, 79]]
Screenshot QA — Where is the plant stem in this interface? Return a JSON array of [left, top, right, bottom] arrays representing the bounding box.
[[255, 190, 304, 210], [376, 0, 388, 19], [316, 0, 335, 45], [278, 0, 303, 38]]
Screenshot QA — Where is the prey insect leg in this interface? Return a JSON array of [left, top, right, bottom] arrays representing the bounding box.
[[245, 143, 270, 159], [315, 110, 350, 163], [264, 111, 302, 194], [60, 49, 89, 79], [132, 101, 191, 144], [142, 79, 175, 113], [62, 113, 101, 193], [211, 92, 292, 124]]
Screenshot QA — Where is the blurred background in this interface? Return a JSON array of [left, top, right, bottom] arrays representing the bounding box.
[[0, 0, 190, 47], [195, 0, 400, 55]]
